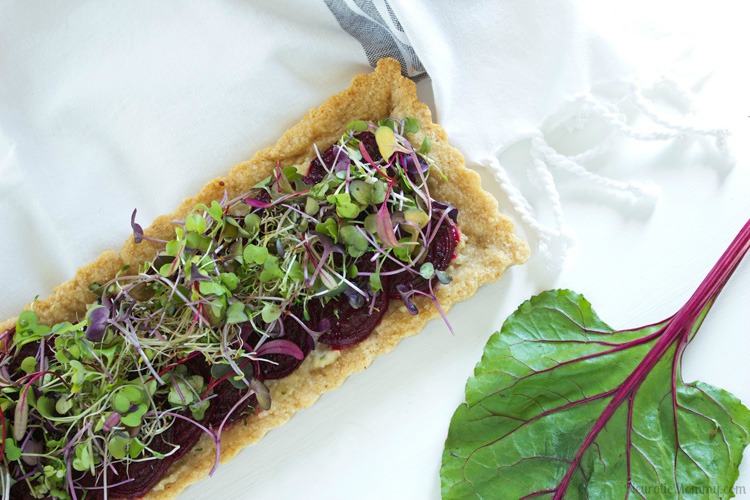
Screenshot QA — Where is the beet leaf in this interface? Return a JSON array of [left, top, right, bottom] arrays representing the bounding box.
[[442, 219, 750, 499]]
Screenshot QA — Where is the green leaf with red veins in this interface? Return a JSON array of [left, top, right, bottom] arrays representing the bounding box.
[[442, 219, 750, 500]]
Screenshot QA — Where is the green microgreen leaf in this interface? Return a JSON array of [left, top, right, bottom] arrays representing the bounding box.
[[346, 144, 362, 161], [393, 240, 414, 262], [55, 395, 73, 415], [369, 273, 382, 293], [210, 363, 233, 380], [185, 213, 207, 234], [276, 167, 295, 194], [377, 118, 397, 130], [326, 193, 361, 219], [159, 262, 175, 278], [4, 438, 22, 461], [198, 281, 225, 297], [20, 356, 37, 375], [220, 272, 240, 291], [226, 301, 249, 324], [244, 213, 261, 234], [108, 435, 130, 460], [261, 302, 281, 323], [207, 200, 224, 222], [371, 181, 387, 204], [347, 263, 358, 278], [419, 262, 435, 280], [14, 310, 51, 347], [315, 218, 339, 243], [310, 181, 330, 199], [364, 213, 378, 234], [69, 360, 87, 387], [304, 197, 319, 216], [243, 244, 269, 266], [224, 217, 250, 239], [253, 176, 272, 188], [283, 165, 302, 183], [112, 396, 132, 414], [121, 385, 144, 404], [186, 231, 211, 252], [340, 225, 369, 257], [167, 376, 203, 406], [190, 399, 210, 421], [288, 260, 304, 283], [350, 180, 373, 205], [419, 136, 431, 155], [403, 117, 419, 134], [129, 438, 146, 459], [346, 120, 369, 132], [35, 395, 56, 419], [72, 443, 94, 472], [260, 256, 284, 282], [120, 403, 148, 427]]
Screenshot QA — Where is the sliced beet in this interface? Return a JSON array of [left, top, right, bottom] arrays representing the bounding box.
[[8, 339, 39, 376], [76, 425, 174, 499], [255, 189, 272, 204], [8, 483, 38, 500], [356, 131, 382, 163], [386, 217, 458, 299], [206, 383, 257, 428], [303, 145, 336, 185], [183, 352, 212, 381], [318, 287, 390, 349], [425, 217, 459, 270], [77, 404, 209, 499], [247, 188, 272, 207], [303, 131, 381, 186], [246, 313, 314, 381], [165, 412, 206, 463]]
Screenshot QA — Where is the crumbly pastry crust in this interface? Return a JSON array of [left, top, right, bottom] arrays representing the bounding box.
[[0, 58, 529, 498]]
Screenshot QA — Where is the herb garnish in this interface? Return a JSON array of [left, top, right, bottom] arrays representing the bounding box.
[[441, 219, 750, 499], [1, 117, 458, 498]]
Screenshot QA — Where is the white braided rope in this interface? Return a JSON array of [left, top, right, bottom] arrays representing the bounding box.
[[481, 77, 732, 271], [573, 93, 682, 141], [479, 154, 573, 272], [628, 80, 734, 163], [529, 132, 659, 204], [566, 135, 611, 164]]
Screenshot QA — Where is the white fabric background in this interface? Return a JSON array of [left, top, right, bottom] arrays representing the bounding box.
[[1, 1, 749, 498]]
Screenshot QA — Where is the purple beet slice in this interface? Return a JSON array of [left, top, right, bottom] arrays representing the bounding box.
[[205, 383, 257, 428], [318, 287, 390, 349], [303, 131, 381, 186], [179, 350, 258, 428], [247, 314, 314, 381], [76, 425, 175, 499], [165, 411, 206, 463], [386, 217, 458, 299], [302, 145, 336, 185], [8, 483, 38, 500], [7, 339, 38, 375], [356, 131, 382, 164]]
